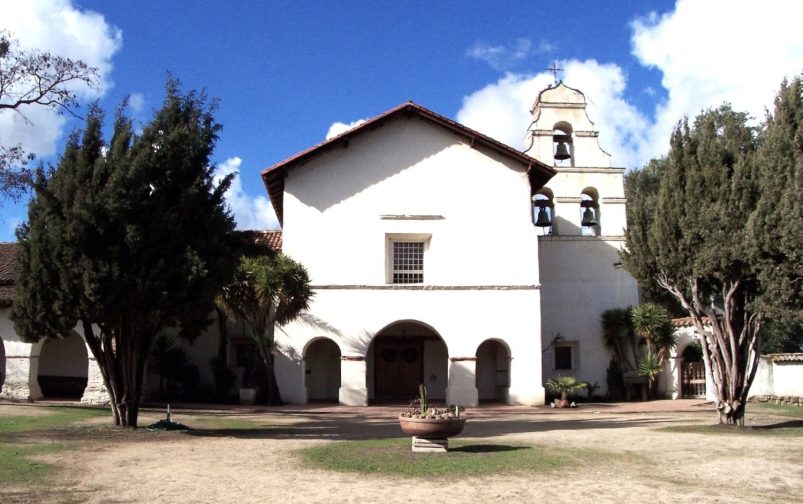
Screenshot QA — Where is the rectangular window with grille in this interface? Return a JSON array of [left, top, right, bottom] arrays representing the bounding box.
[[392, 241, 424, 284]]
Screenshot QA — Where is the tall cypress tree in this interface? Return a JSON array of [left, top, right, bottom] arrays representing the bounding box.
[[12, 79, 236, 427], [622, 105, 760, 425]]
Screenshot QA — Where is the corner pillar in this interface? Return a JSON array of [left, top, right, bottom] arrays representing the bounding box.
[[0, 342, 42, 401], [80, 354, 110, 405], [446, 357, 478, 407], [339, 355, 368, 406]]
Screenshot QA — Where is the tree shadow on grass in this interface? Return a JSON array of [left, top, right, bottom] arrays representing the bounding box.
[[183, 415, 694, 441], [754, 420, 803, 430], [450, 444, 528, 454]]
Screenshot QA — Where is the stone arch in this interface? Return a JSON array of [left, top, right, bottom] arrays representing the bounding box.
[[303, 337, 341, 402], [580, 186, 600, 236], [37, 332, 88, 399], [367, 320, 448, 402], [475, 339, 511, 402]]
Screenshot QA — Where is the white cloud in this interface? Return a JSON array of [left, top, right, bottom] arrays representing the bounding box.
[[631, 0, 803, 162], [457, 1, 803, 169], [457, 61, 650, 170], [466, 38, 553, 71], [326, 119, 367, 140], [127, 92, 147, 115], [0, 0, 122, 157], [213, 157, 280, 230]]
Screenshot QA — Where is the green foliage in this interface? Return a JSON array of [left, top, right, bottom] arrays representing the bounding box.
[[631, 303, 675, 359], [601, 307, 636, 370], [298, 438, 570, 478], [217, 252, 312, 404], [11, 78, 236, 426], [545, 374, 587, 401]]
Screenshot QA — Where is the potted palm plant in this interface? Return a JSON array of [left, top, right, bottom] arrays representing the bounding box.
[[546, 374, 587, 408]]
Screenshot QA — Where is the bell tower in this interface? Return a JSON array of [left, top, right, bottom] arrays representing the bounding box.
[[524, 82, 626, 237]]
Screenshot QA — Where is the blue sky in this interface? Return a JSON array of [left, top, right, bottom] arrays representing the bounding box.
[[2, 0, 802, 241]]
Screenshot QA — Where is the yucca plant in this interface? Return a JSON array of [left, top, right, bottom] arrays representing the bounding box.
[[637, 350, 663, 398], [545, 374, 587, 408]]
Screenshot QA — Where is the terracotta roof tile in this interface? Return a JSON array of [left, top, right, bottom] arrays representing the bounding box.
[[671, 316, 711, 328], [767, 353, 803, 362], [0, 243, 17, 306]]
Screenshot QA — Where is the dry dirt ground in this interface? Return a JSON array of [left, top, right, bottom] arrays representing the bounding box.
[[2, 400, 802, 504]]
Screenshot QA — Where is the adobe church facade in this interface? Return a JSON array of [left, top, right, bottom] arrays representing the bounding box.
[[0, 82, 644, 406], [263, 82, 639, 406]]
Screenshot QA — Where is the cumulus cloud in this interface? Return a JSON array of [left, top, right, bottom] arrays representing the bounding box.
[[457, 61, 650, 169], [213, 157, 279, 230], [127, 92, 147, 115], [325, 119, 367, 140], [466, 38, 554, 71], [457, 0, 803, 169], [0, 0, 122, 157], [631, 0, 803, 161]]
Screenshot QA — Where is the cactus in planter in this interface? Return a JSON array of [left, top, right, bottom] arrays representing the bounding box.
[[419, 383, 429, 413]]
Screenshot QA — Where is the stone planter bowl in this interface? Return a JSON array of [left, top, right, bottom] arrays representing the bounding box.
[[398, 415, 467, 439]]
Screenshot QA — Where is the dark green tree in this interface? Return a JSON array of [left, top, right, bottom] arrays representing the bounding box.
[[622, 104, 761, 425], [12, 79, 236, 427]]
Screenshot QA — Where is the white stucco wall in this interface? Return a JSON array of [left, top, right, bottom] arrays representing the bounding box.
[[538, 237, 639, 393], [749, 356, 803, 398], [275, 119, 546, 405]]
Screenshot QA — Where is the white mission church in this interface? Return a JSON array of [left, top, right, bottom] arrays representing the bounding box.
[[0, 82, 646, 406]]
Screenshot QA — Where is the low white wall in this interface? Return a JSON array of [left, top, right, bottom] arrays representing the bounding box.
[[748, 355, 803, 399]]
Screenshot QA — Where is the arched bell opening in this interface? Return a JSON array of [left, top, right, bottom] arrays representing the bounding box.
[[553, 121, 574, 167], [37, 332, 88, 399], [580, 187, 600, 236], [303, 338, 341, 402], [475, 339, 511, 403], [368, 320, 448, 403], [532, 187, 555, 236]]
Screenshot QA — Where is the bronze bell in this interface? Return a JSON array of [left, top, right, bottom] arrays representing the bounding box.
[[535, 205, 551, 227], [554, 142, 571, 160], [581, 206, 597, 227]]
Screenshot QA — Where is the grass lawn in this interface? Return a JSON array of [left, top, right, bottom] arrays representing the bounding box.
[[297, 437, 579, 477], [657, 402, 803, 437], [0, 406, 108, 485]]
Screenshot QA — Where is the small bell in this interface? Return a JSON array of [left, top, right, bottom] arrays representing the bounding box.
[[581, 206, 597, 227], [554, 142, 571, 161], [535, 206, 551, 227]]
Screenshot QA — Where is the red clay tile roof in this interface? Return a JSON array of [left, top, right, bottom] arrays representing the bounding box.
[[0, 242, 17, 306], [671, 316, 711, 328], [259, 230, 282, 252], [767, 353, 803, 362], [261, 101, 557, 226]]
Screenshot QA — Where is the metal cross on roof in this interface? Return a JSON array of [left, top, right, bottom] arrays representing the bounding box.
[[547, 61, 563, 84]]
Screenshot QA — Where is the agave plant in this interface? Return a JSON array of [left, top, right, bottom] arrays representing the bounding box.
[[545, 374, 587, 407], [637, 350, 663, 398]]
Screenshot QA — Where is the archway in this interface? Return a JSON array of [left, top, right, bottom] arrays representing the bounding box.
[[475, 339, 510, 402], [304, 338, 341, 402], [680, 343, 705, 398], [37, 333, 88, 399], [369, 321, 448, 402]]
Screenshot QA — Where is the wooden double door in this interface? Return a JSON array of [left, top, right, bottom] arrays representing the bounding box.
[[374, 337, 423, 401]]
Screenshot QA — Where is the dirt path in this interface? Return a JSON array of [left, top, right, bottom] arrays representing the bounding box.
[[24, 402, 799, 504]]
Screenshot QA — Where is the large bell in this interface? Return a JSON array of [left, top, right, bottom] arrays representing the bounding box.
[[581, 206, 598, 227], [554, 142, 571, 161], [535, 205, 551, 227]]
